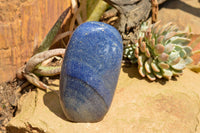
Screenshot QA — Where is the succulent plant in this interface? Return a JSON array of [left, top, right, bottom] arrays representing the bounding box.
[[124, 21, 193, 81]]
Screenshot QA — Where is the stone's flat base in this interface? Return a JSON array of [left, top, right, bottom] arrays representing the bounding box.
[[6, 66, 200, 133]]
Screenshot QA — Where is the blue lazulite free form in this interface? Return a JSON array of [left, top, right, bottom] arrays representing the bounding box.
[[59, 21, 123, 122]]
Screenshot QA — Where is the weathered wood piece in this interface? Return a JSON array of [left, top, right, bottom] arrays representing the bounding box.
[[103, 0, 168, 42]]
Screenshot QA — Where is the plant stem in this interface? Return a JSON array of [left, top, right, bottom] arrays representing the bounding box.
[[87, 0, 109, 21]]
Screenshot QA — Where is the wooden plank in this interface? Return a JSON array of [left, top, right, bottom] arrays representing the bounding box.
[[0, 0, 71, 83]]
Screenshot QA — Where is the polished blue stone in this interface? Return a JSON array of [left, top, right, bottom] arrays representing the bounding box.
[[59, 21, 123, 122]]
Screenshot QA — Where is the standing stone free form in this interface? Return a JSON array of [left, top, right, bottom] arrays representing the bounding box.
[[59, 21, 123, 122]]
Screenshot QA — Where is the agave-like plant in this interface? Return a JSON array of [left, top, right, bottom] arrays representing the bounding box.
[[124, 21, 193, 81]]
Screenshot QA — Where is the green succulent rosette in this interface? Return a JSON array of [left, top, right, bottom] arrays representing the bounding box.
[[124, 21, 193, 81]]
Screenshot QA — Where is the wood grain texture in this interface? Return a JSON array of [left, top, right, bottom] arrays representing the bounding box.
[[0, 0, 71, 83]]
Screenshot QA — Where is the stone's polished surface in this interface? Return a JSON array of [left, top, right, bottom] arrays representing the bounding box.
[[59, 21, 123, 122]]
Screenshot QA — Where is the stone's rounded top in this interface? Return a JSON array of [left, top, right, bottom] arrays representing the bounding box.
[[66, 21, 123, 78], [71, 21, 123, 48]]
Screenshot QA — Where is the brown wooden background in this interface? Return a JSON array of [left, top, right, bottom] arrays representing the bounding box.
[[0, 0, 71, 83]]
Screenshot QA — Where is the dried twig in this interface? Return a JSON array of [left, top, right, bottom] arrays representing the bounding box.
[[151, 0, 159, 24], [52, 31, 73, 45], [25, 49, 65, 73]]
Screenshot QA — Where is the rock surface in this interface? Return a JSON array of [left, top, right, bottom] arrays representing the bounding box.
[[6, 67, 200, 133], [158, 0, 200, 34]]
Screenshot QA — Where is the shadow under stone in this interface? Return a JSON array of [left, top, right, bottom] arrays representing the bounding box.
[[43, 91, 67, 121]]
